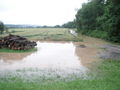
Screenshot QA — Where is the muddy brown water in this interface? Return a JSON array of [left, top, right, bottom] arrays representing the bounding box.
[[0, 41, 101, 81]]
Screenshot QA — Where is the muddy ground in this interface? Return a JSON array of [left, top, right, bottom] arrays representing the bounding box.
[[70, 30, 120, 60], [99, 44, 120, 60]]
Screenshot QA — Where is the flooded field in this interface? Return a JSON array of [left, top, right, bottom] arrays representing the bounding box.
[[0, 41, 99, 82]]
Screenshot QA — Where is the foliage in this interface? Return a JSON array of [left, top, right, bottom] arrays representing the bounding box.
[[76, 0, 105, 31], [0, 21, 5, 34], [84, 30, 108, 39], [54, 25, 61, 28], [62, 21, 76, 28], [100, 0, 120, 42], [76, 0, 120, 43]]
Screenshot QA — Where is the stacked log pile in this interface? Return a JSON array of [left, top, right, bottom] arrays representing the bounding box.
[[0, 34, 37, 50]]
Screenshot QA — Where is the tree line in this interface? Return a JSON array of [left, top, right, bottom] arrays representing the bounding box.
[[62, 0, 120, 43], [75, 0, 120, 43]]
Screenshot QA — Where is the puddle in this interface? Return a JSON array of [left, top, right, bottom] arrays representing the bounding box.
[[0, 41, 98, 81]]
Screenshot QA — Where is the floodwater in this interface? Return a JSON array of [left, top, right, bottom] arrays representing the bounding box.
[[0, 41, 99, 81]]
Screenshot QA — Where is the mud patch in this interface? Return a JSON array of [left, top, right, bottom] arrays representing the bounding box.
[[100, 44, 120, 60]]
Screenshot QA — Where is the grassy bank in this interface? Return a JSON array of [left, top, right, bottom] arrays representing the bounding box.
[[0, 48, 37, 53], [78, 30, 120, 45], [78, 30, 108, 40], [0, 60, 119, 90]]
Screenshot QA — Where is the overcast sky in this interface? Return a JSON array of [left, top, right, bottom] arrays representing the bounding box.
[[0, 0, 87, 26]]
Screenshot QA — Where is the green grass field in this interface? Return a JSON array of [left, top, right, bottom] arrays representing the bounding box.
[[0, 60, 119, 90], [1, 28, 82, 41]]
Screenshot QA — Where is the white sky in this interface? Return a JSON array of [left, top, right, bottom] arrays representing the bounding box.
[[0, 0, 87, 26]]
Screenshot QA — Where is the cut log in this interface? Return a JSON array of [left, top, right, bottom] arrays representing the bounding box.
[[0, 34, 37, 50]]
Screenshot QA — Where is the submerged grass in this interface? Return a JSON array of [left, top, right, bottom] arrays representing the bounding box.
[[0, 60, 120, 90], [0, 48, 37, 53]]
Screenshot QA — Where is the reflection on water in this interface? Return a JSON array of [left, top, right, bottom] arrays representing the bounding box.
[[0, 53, 33, 63], [0, 41, 97, 81], [75, 45, 98, 69]]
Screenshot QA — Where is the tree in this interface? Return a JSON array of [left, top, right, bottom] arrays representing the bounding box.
[[0, 21, 4, 34], [75, 0, 105, 33], [75, 0, 120, 42], [100, 0, 120, 42], [54, 25, 61, 28], [62, 21, 76, 28]]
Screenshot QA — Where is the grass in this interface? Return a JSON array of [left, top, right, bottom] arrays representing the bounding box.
[[0, 48, 37, 53], [0, 60, 120, 90], [1, 28, 82, 41]]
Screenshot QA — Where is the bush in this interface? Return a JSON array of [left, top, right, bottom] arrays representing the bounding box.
[[0, 21, 4, 34]]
